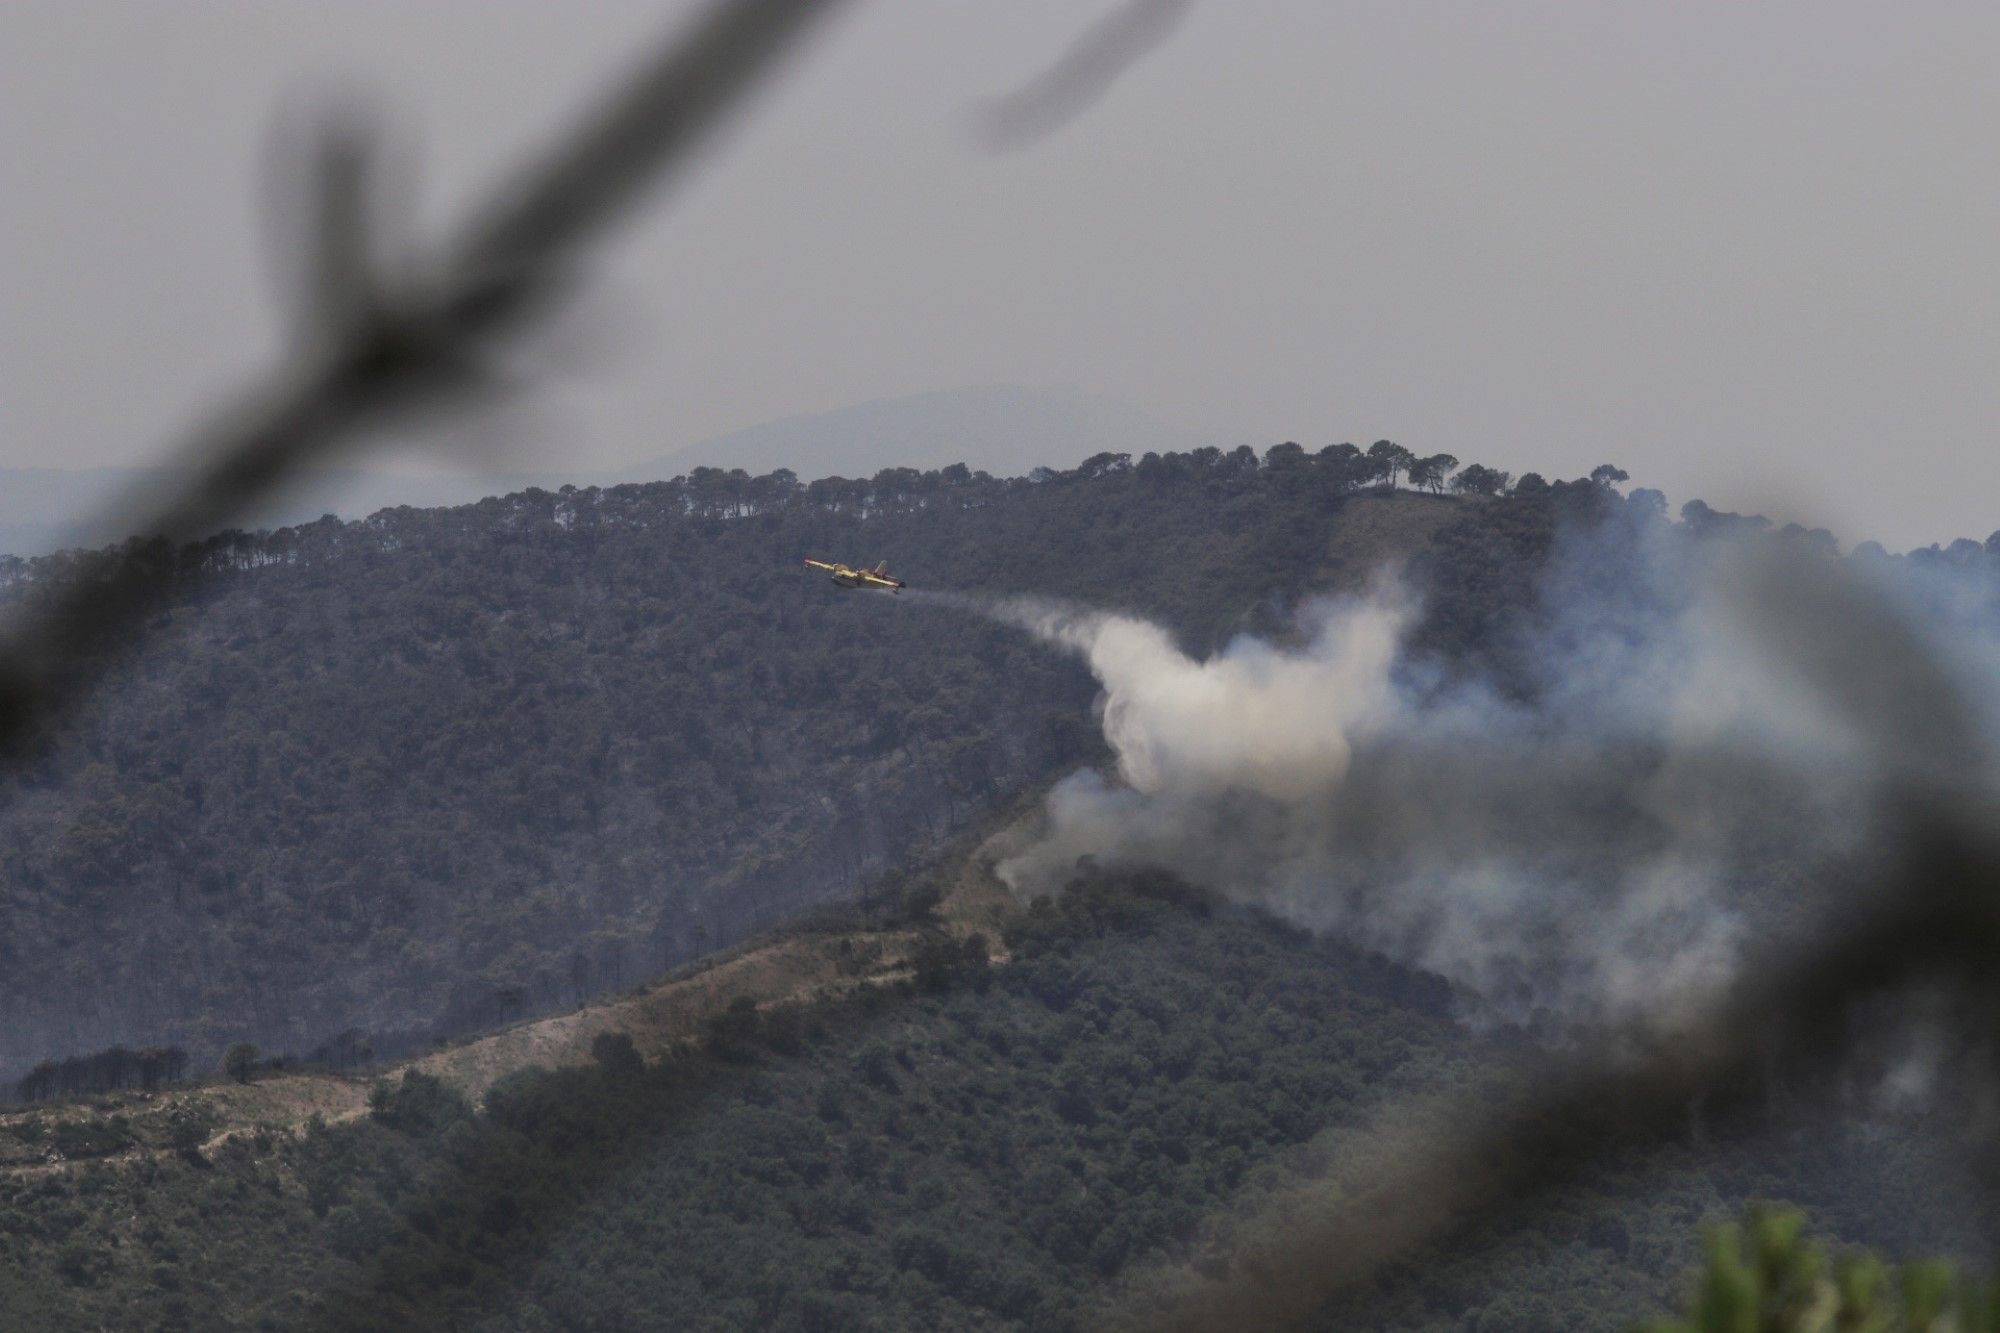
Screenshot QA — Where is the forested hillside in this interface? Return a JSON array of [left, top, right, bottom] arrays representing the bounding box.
[[0, 870, 1980, 1332], [0, 444, 1526, 1085], [4, 446, 1997, 1330]]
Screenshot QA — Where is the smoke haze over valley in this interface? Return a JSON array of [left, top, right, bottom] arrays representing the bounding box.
[[6, 4, 2000, 1327], [984, 516, 1984, 1032]]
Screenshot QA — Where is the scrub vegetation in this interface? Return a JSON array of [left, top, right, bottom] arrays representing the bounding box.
[[4, 446, 1997, 1329], [0, 445, 1589, 1084], [0, 870, 1981, 1331]]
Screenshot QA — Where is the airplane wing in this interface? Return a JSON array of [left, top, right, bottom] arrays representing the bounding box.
[[803, 558, 839, 573]]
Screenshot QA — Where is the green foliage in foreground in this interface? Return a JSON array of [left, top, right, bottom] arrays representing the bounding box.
[[1646, 1204, 1998, 1333]]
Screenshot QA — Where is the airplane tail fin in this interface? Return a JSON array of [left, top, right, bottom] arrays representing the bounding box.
[[871, 561, 888, 575]]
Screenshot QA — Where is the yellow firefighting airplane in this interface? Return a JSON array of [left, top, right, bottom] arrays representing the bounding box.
[[803, 558, 906, 593]]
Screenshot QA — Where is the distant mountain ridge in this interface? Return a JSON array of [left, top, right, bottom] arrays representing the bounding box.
[[628, 383, 1216, 482], [0, 466, 567, 560], [0, 386, 1210, 558], [0, 453, 1413, 1084]]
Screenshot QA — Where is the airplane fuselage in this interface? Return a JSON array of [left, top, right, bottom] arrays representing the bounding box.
[[803, 558, 905, 593]]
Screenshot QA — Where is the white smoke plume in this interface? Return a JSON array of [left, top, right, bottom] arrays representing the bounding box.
[[979, 531, 1985, 1034], [990, 593, 1405, 802]]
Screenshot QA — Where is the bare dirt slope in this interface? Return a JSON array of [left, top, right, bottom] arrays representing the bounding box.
[[413, 929, 921, 1103], [0, 852, 1015, 1172]]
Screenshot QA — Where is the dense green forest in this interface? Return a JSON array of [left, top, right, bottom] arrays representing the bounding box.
[[4, 444, 1999, 1329], [0, 443, 1616, 1086], [3, 442, 1994, 1086], [0, 872, 1981, 1331]]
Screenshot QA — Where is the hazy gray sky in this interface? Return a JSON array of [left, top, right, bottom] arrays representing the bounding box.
[[3, 1, 1996, 549]]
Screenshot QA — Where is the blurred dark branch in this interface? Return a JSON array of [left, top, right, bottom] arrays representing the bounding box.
[[1141, 803, 2000, 1331], [5, 6, 1996, 1328], [0, 0, 850, 758], [971, 0, 1194, 150], [1130, 539, 2000, 1329]]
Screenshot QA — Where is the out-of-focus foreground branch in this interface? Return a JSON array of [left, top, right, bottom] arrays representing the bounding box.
[[0, 0, 850, 758], [9, 6, 1997, 1329], [1133, 804, 2000, 1330], [1126, 553, 2000, 1330], [970, 0, 1195, 150]]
